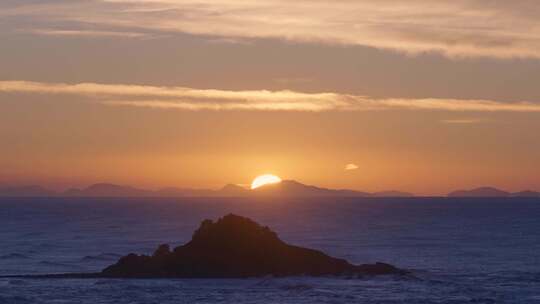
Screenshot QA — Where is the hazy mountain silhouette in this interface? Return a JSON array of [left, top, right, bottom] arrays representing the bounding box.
[[8, 181, 538, 198], [0, 185, 55, 197], [58, 180, 412, 198], [448, 187, 510, 197], [156, 187, 213, 197], [219, 184, 250, 196], [371, 190, 415, 197], [252, 180, 370, 197], [156, 184, 249, 197], [511, 190, 540, 198], [252, 180, 415, 197], [448, 186, 540, 198], [64, 183, 153, 197]]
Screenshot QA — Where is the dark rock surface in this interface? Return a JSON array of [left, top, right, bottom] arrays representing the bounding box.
[[102, 214, 406, 278]]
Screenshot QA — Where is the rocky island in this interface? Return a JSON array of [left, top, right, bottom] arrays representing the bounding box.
[[2, 214, 406, 279], [101, 214, 406, 278]]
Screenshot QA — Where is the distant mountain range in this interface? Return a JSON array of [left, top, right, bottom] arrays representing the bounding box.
[[0, 185, 55, 197], [249, 180, 413, 198], [0, 180, 414, 198], [447, 187, 540, 198], [1, 182, 538, 198]]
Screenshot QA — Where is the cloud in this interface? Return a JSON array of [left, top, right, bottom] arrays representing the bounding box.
[[3, 1, 540, 58], [22, 29, 155, 39], [2, 80, 540, 113], [440, 119, 485, 125], [345, 164, 359, 171]]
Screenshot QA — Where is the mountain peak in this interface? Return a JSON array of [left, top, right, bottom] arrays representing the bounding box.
[[190, 214, 279, 247], [220, 183, 247, 191], [217, 184, 249, 196]]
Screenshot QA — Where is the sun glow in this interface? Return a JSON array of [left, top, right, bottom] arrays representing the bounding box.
[[251, 174, 282, 189]]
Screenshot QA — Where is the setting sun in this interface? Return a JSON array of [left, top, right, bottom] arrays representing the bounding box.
[[251, 174, 282, 189]]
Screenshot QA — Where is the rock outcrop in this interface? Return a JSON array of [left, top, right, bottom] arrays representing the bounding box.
[[102, 214, 406, 278]]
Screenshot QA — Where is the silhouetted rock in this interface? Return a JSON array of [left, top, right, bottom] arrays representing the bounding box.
[[448, 187, 510, 197], [102, 214, 406, 278], [152, 244, 171, 258]]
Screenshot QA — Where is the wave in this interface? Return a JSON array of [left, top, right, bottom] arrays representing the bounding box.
[[279, 283, 313, 292], [0, 295, 33, 304], [94, 279, 122, 285], [81, 253, 122, 262], [38, 260, 79, 268], [8, 279, 29, 286], [0, 253, 30, 260], [485, 270, 540, 283]]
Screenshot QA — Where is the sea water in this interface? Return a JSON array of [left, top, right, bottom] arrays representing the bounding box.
[[1, 197, 540, 303]]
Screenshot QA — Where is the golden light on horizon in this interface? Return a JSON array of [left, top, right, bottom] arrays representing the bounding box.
[[251, 174, 282, 189]]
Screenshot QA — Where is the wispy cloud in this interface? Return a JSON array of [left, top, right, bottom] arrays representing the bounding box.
[[2, 80, 540, 113], [345, 164, 359, 171], [23, 29, 155, 39], [3, 1, 540, 58], [440, 119, 485, 125]]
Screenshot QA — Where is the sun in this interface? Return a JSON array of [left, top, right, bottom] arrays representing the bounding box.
[[251, 174, 282, 189]]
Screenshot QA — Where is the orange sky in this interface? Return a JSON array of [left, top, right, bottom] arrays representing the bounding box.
[[1, 1, 540, 195]]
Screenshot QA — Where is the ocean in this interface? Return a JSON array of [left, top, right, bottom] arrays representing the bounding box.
[[1, 197, 540, 303]]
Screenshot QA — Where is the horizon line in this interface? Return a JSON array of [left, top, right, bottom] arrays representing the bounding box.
[[1, 180, 539, 198]]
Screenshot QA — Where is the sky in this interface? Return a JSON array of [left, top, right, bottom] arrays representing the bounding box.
[[1, 0, 540, 195]]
